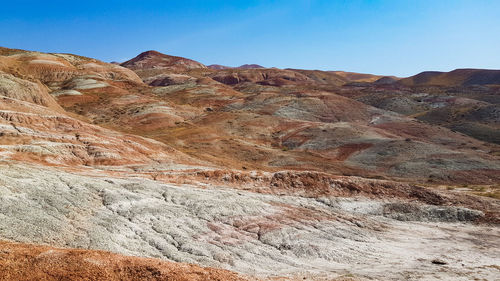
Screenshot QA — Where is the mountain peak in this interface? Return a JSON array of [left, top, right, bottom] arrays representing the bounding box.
[[135, 50, 167, 59], [237, 64, 264, 69], [121, 50, 206, 71]]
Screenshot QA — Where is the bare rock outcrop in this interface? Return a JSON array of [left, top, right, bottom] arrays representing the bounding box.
[[0, 72, 63, 111]]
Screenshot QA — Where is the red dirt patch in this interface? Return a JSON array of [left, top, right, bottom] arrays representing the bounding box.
[[0, 241, 251, 281], [335, 143, 373, 161]]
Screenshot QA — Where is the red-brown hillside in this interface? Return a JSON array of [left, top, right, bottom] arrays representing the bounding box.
[[0, 241, 250, 281], [399, 68, 500, 86], [121, 50, 206, 71]]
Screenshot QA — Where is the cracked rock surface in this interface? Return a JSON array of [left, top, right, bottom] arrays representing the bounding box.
[[0, 163, 498, 280]]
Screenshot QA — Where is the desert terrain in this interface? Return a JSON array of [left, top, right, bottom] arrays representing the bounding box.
[[0, 46, 498, 280]]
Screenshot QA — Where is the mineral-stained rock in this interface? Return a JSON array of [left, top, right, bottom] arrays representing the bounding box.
[[0, 163, 498, 280], [0, 241, 250, 281]]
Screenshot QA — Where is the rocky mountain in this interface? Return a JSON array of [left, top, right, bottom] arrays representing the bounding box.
[[0, 46, 499, 280]]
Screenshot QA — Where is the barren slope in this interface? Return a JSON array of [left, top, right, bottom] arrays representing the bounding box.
[[399, 69, 500, 87], [121, 50, 206, 72], [338, 79, 500, 145], [0, 241, 249, 281], [0, 47, 499, 280], [0, 163, 498, 280], [34, 49, 496, 184]]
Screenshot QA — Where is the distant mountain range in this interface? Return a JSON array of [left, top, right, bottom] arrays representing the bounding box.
[[117, 50, 500, 86]]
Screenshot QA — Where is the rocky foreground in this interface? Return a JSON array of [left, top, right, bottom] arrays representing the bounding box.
[[0, 241, 249, 281], [0, 47, 499, 280], [0, 163, 499, 280]]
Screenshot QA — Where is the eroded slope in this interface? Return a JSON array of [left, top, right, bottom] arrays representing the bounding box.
[[0, 47, 499, 281]]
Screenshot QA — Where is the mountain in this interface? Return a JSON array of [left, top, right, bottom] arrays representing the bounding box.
[[329, 70, 388, 82], [399, 68, 500, 86], [237, 64, 264, 69], [208, 64, 264, 70], [121, 50, 206, 71], [0, 46, 499, 280], [373, 76, 399, 84], [207, 64, 231, 70]]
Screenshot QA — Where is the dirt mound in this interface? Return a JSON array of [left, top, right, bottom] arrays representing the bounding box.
[[0, 48, 143, 84], [0, 241, 249, 281], [0, 72, 63, 111]]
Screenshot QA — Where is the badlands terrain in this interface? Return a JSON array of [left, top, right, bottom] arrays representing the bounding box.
[[0, 46, 499, 280]]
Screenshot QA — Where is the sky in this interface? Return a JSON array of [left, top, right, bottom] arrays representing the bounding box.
[[1, 0, 499, 76]]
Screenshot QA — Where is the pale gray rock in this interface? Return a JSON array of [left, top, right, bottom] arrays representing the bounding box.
[[0, 163, 498, 280]]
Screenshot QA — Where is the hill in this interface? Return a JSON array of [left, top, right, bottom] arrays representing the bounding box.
[[121, 50, 206, 71], [208, 64, 265, 70], [400, 68, 500, 86]]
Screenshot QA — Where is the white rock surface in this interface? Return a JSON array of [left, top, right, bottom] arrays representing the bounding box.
[[0, 163, 498, 280]]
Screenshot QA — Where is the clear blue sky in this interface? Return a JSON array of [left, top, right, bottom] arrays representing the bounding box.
[[1, 0, 499, 76]]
